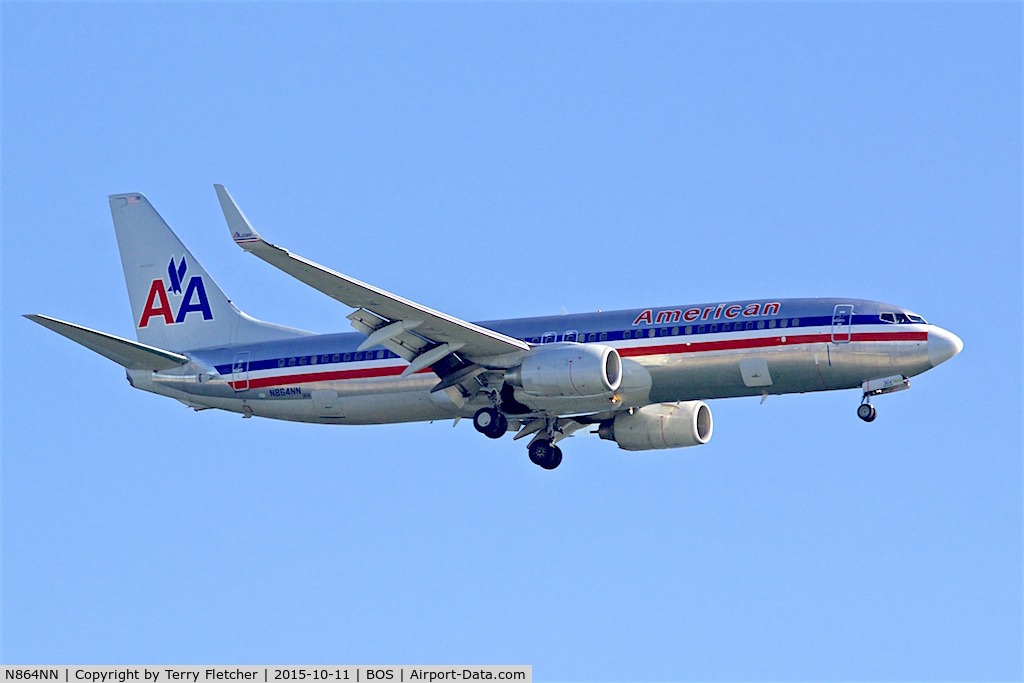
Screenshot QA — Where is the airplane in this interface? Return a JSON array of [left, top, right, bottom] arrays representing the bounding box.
[[26, 186, 963, 470]]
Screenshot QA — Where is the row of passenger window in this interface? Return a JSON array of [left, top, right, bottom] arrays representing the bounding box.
[[528, 319, 803, 344], [276, 349, 396, 368]]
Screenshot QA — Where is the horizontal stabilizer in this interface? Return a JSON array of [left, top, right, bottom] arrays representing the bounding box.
[[25, 314, 189, 371]]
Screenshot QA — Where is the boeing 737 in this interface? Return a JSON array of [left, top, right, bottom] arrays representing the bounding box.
[[26, 187, 963, 469]]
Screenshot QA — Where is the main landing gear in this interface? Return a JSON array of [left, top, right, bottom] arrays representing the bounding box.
[[528, 439, 563, 470], [473, 407, 508, 439], [857, 401, 877, 423], [472, 405, 564, 470]]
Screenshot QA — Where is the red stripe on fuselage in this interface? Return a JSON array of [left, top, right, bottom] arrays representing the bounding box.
[[231, 365, 424, 390]]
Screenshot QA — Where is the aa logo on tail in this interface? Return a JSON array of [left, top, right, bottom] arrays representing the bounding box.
[[139, 256, 214, 327]]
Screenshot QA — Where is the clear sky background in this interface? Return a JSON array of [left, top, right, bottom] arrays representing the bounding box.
[[2, 2, 1021, 680]]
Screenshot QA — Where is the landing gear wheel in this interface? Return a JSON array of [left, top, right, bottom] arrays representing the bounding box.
[[528, 441, 562, 470], [487, 412, 508, 439], [548, 446, 563, 470], [857, 403, 877, 422], [474, 407, 507, 438], [528, 440, 550, 467]]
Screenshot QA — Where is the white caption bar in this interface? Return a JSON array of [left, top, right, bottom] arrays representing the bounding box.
[[0, 667, 531, 683]]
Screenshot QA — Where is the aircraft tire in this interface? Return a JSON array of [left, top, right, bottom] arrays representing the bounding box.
[[484, 412, 508, 439], [857, 403, 877, 422], [529, 440, 553, 468], [473, 407, 499, 435], [547, 446, 563, 470], [529, 441, 562, 470]]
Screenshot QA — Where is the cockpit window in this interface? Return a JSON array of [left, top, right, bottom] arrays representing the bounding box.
[[881, 311, 927, 324]]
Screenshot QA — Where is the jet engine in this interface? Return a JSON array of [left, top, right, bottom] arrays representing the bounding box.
[[598, 401, 712, 451], [505, 344, 621, 398]]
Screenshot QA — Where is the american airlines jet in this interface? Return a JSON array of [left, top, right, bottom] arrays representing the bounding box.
[[27, 187, 963, 470]]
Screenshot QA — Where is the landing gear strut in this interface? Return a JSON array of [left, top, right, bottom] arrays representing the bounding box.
[[528, 440, 563, 470], [857, 401, 877, 422], [473, 407, 508, 439]]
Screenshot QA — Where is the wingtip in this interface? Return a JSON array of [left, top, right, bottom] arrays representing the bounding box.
[[214, 184, 263, 247]]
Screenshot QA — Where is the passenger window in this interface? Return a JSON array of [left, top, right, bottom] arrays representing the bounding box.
[[587, 333, 597, 342], [709, 324, 717, 333], [623, 330, 631, 339], [299, 357, 307, 365], [599, 332, 608, 341], [542, 332, 556, 344], [649, 329, 656, 338], [685, 326, 692, 335], [768, 320, 776, 329], [721, 323, 730, 332], [757, 321, 765, 330], [791, 318, 800, 327], [671, 327, 679, 335], [563, 330, 578, 342], [780, 319, 788, 328], [697, 325, 705, 333], [278, 359, 286, 368], [288, 358, 296, 366], [343, 354, 351, 362]]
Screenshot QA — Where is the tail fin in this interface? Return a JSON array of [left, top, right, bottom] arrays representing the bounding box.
[[109, 193, 308, 352]]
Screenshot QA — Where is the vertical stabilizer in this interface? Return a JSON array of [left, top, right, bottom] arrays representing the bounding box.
[[109, 193, 308, 352]]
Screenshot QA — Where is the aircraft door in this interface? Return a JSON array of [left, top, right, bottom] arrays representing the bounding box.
[[232, 351, 250, 391], [831, 304, 853, 343]]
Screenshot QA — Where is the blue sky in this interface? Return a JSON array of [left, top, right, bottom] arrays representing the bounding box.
[[2, 2, 1021, 679]]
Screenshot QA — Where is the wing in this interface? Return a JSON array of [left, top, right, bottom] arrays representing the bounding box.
[[214, 185, 529, 391]]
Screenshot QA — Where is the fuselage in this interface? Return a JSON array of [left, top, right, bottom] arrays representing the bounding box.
[[131, 297, 962, 425]]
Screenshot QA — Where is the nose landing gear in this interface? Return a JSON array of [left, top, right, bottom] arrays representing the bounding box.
[[857, 402, 877, 422]]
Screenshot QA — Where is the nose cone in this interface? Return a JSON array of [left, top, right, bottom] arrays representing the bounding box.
[[928, 326, 964, 368]]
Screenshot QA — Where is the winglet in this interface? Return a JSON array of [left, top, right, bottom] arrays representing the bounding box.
[[215, 184, 263, 247]]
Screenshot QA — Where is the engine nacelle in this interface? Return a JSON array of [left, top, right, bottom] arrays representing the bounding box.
[[505, 344, 621, 397], [598, 401, 713, 451]]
